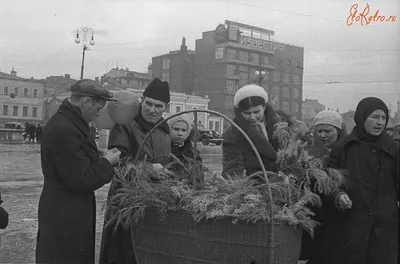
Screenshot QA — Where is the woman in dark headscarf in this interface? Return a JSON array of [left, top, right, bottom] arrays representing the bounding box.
[[318, 97, 399, 264]]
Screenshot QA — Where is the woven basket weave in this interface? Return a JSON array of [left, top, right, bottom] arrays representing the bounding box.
[[130, 109, 303, 264]]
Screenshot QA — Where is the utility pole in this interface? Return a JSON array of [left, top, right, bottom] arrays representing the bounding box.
[[75, 27, 95, 79]]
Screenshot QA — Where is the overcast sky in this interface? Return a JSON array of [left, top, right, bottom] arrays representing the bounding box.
[[1, 0, 399, 113]]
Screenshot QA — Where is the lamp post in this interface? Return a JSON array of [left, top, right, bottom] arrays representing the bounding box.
[[255, 69, 266, 86], [74, 27, 95, 79]]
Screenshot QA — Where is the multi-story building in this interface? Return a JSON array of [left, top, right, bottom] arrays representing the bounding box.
[[0, 70, 45, 125], [194, 20, 304, 126], [394, 96, 400, 125], [151, 37, 196, 94], [302, 99, 326, 127], [100, 68, 152, 90], [42, 74, 76, 95]]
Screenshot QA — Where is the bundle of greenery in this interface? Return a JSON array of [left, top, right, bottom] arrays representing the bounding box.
[[104, 122, 345, 237]]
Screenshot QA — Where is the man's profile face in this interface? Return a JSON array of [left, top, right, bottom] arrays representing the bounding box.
[[141, 97, 167, 124], [81, 98, 106, 123]]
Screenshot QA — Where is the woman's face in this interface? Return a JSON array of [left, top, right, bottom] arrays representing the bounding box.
[[364, 109, 386, 136], [315, 124, 339, 148], [240, 105, 265, 126], [170, 121, 189, 145]]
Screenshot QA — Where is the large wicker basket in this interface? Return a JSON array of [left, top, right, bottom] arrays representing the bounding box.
[[130, 109, 303, 264]]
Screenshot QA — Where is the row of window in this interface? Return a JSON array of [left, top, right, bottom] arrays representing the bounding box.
[[224, 95, 301, 113], [226, 82, 301, 99], [161, 72, 170, 83], [2, 86, 39, 97], [226, 65, 302, 85], [226, 48, 301, 69], [2, 105, 38, 117]]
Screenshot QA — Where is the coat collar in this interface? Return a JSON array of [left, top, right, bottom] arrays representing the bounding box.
[[58, 99, 89, 137], [134, 109, 170, 134], [344, 128, 398, 157]]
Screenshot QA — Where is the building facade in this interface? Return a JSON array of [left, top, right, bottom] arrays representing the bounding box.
[[194, 20, 304, 126], [42, 74, 76, 95], [0, 70, 45, 125], [152, 37, 196, 95], [100, 68, 152, 90], [302, 99, 326, 127]]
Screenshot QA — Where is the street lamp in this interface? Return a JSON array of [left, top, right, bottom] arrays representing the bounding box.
[[75, 27, 95, 79], [255, 69, 266, 86]]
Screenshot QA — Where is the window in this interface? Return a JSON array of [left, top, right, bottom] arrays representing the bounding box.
[[161, 72, 170, 82], [209, 121, 213, 130], [215, 121, 220, 133], [33, 89, 38, 97], [272, 86, 280, 95], [239, 65, 248, 72], [227, 48, 237, 60], [226, 80, 236, 92], [13, 106, 18, 116], [239, 51, 248, 62], [176, 106, 181, 113], [225, 96, 234, 108], [292, 88, 301, 99], [272, 71, 281, 82], [162, 59, 170, 69], [251, 53, 260, 64], [292, 102, 300, 113], [282, 101, 290, 112], [23, 106, 28, 117], [226, 64, 236, 76], [4, 86, 9, 95], [282, 73, 290, 84], [32, 107, 37, 117], [292, 74, 301, 85], [263, 71, 271, 82], [282, 87, 290, 98], [263, 55, 270, 65], [24, 88, 28, 97], [239, 72, 248, 86], [2, 105, 8, 115], [14, 87, 18, 96]]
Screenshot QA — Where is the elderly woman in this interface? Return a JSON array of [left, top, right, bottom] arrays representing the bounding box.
[[222, 84, 279, 177], [300, 110, 347, 264], [319, 97, 399, 264]]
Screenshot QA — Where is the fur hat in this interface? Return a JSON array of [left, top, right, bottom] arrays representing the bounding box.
[[313, 110, 343, 129], [143, 78, 170, 103], [167, 114, 191, 130], [233, 84, 268, 108]]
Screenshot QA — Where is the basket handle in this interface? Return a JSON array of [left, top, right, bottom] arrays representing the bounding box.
[[132, 109, 274, 220]]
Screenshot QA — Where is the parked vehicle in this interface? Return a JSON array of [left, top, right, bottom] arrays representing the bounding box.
[[3, 122, 25, 130], [191, 129, 223, 145]]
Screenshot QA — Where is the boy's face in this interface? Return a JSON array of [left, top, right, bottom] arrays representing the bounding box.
[[170, 121, 189, 145]]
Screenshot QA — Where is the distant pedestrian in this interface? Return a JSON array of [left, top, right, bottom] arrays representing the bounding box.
[[36, 124, 43, 143], [29, 124, 36, 142], [36, 79, 121, 264], [23, 122, 29, 141]]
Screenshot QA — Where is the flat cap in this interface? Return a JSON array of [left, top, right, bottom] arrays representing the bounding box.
[[70, 79, 117, 101]]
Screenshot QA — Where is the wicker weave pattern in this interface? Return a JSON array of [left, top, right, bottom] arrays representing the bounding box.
[[131, 208, 302, 264]]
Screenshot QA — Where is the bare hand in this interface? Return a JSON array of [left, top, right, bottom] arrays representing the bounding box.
[[103, 149, 121, 166], [152, 163, 163, 172], [338, 193, 352, 210]]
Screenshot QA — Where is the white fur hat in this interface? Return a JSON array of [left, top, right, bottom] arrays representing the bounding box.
[[313, 110, 343, 129], [167, 114, 191, 130], [233, 84, 269, 108]]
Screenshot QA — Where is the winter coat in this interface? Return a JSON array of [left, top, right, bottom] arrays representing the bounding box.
[[99, 110, 171, 264], [0, 193, 8, 229], [319, 128, 399, 264], [222, 104, 279, 177], [171, 138, 202, 164], [36, 99, 115, 264]]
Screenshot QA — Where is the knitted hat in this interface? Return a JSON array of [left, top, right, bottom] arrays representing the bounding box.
[[167, 114, 191, 131], [143, 78, 170, 103], [233, 84, 268, 108], [313, 110, 343, 129]]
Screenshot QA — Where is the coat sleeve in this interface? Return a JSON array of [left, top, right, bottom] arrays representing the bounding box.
[[108, 124, 133, 159], [51, 126, 114, 193], [222, 125, 245, 178]]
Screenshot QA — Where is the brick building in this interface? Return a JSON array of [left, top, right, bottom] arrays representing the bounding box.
[[194, 20, 304, 125], [100, 68, 152, 90], [0, 69, 45, 125], [151, 37, 196, 94]]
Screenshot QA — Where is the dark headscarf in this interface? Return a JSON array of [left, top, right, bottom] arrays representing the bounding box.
[[354, 97, 389, 142]]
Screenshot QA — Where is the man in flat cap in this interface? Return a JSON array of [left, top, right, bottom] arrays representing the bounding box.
[[99, 78, 171, 264], [36, 79, 121, 264]]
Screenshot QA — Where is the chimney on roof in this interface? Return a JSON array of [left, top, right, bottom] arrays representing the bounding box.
[[180, 36, 187, 51], [11, 67, 17, 76]]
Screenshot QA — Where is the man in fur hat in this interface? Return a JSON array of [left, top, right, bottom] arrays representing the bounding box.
[[99, 78, 171, 264]]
